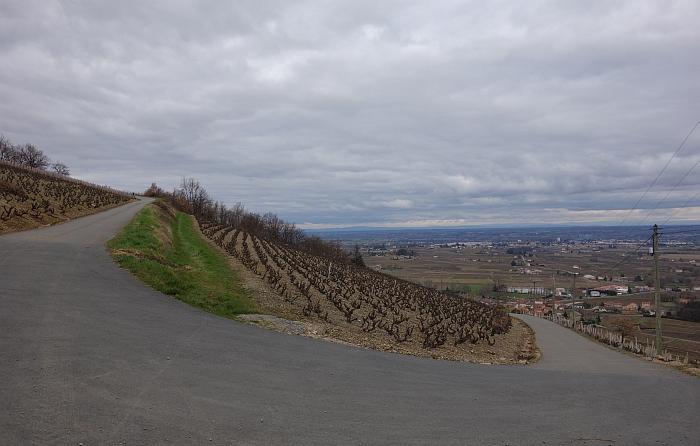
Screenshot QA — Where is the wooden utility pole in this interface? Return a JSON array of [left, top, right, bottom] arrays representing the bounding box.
[[552, 274, 556, 317], [653, 224, 663, 356], [571, 272, 577, 329]]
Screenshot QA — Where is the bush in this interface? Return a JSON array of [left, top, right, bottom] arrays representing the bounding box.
[[677, 302, 700, 322]]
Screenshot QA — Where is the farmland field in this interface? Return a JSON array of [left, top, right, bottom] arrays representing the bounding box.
[[366, 242, 698, 295]]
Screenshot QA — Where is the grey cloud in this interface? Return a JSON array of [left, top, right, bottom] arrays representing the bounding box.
[[1, 0, 699, 228]]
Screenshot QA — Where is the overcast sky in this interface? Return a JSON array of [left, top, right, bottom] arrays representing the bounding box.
[[1, 0, 699, 228]]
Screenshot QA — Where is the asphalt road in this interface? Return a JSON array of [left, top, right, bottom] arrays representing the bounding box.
[[1, 200, 698, 445]]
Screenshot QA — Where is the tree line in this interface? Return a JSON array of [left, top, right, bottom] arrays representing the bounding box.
[[0, 134, 70, 175], [145, 178, 350, 262]]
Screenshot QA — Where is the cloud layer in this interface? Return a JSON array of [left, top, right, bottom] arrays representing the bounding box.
[[1, 0, 699, 227]]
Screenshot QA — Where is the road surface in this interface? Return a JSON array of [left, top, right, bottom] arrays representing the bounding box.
[[1, 200, 698, 445]]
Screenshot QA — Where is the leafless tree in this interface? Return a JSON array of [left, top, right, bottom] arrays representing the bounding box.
[[179, 178, 200, 203], [229, 202, 245, 227], [175, 177, 213, 218], [144, 183, 165, 197], [0, 135, 19, 163], [18, 144, 50, 169], [51, 162, 70, 176]]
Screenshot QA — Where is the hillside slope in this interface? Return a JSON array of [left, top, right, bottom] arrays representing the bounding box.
[[0, 161, 132, 234], [199, 221, 537, 363]]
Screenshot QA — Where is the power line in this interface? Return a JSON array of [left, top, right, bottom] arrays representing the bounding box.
[[539, 232, 653, 289], [638, 159, 700, 226], [652, 224, 663, 355], [593, 234, 654, 279], [618, 121, 700, 226], [588, 228, 696, 283], [660, 228, 700, 236], [661, 191, 700, 226]]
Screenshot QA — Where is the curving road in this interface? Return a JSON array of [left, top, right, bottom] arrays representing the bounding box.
[[1, 200, 698, 445]]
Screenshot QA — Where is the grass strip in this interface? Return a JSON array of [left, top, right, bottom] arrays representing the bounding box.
[[108, 203, 257, 317]]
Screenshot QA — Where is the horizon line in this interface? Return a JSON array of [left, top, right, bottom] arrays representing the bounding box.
[[301, 221, 700, 232]]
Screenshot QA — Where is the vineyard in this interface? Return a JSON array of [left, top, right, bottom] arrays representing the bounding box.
[[0, 160, 133, 233], [199, 221, 517, 356]]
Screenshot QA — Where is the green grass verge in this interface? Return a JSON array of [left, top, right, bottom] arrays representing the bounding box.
[[108, 203, 257, 317]]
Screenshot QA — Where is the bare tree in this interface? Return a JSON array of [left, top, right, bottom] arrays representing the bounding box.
[[18, 144, 50, 169], [144, 183, 165, 197], [179, 177, 201, 204], [176, 177, 212, 217], [51, 162, 70, 176], [0, 135, 19, 162], [229, 202, 245, 227]]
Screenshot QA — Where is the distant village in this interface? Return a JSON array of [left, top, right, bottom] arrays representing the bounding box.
[[358, 236, 699, 323], [491, 290, 698, 322]]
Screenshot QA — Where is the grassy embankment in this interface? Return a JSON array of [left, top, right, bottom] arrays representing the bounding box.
[[108, 201, 257, 317]]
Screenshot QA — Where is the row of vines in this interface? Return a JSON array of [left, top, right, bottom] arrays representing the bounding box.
[[0, 161, 132, 228], [200, 221, 512, 349]]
